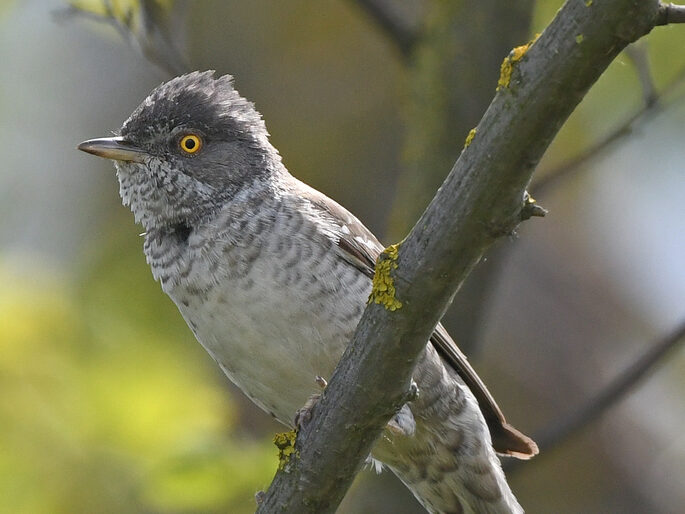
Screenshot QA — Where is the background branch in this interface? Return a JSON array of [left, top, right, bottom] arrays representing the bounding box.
[[387, 0, 535, 239], [353, 0, 422, 57], [257, 1, 663, 512], [625, 42, 657, 106], [55, 0, 189, 77], [536, 319, 685, 453], [386, 0, 535, 356], [532, 63, 685, 196], [506, 319, 685, 472]]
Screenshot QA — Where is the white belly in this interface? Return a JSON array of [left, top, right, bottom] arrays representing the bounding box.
[[166, 235, 371, 425]]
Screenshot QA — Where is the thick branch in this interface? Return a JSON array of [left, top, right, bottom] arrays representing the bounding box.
[[354, 0, 421, 57], [258, 1, 663, 512]]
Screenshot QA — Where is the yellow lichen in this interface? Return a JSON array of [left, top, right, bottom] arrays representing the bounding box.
[[368, 244, 403, 311], [464, 128, 477, 148], [575, 34, 584, 44], [274, 430, 299, 470], [497, 34, 540, 91], [585, 0, 593, 6]]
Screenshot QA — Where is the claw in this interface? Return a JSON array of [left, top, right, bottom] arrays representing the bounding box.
[[294, 393, 321, 429], [315, 375, 328, 389], [294, 376, 328, 429], [406, 379, 419, 401]]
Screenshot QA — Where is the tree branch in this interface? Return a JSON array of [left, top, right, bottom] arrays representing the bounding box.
[[656, 2, 685, 24], [55, 0, 189, 77], [258, 1, 664, 512], [386, 0, 535, 355], [532, 63, 685, 196], [536, 320, 685, 453], [506, 320, 685, 473], [625, 42, 657, 107], [353, 0, 421, 57]]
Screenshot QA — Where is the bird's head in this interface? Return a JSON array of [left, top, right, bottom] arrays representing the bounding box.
[[79, 71, 282, 231]]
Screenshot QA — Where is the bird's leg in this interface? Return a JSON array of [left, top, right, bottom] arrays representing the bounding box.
[[294, 376, 328, 429], [405, 379, 419, 402], [387, 379, 419, 437]]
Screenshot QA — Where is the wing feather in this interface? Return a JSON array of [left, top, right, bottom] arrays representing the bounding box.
[[300, 184, 537, 458]]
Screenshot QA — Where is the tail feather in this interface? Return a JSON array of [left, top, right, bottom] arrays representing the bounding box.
[[376, 415, 525, 514], [372, 345, 527, 514], [491, 422, 539, 460]]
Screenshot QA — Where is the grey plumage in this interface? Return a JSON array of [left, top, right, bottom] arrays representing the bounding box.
[[79, 71, 537, 514]]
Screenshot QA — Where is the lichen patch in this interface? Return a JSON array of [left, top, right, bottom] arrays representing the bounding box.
[[274, 429, 299, 471], [464, 128, 477, 148], [368, 244, 403, 311], [497, 34, 540, 90]]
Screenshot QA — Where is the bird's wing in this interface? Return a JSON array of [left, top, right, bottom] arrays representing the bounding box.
[[301, 184, 538, 459]]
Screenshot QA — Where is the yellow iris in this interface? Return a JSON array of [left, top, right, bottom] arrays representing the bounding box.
[[179, 134, 202, 155]]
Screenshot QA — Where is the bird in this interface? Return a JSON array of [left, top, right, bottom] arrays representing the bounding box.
[[78, 71, 537, 514]]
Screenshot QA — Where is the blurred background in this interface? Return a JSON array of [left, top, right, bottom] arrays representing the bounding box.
[[1, 0, 684, 512]]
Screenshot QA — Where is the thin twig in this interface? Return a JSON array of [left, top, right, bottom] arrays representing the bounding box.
[[54, 1, 189, 77], [54, 5, 130, 40], [354, 0, 420, 57], [536, 320, 685, 455], [656, 2, 685, 25], [533, 64, 685, 195], [625, 42, 657, 107]]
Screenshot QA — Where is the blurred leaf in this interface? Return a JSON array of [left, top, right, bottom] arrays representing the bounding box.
[[0, 257, 275, 513], [63, 0, 189, 75], [68, 0, 174, 27]]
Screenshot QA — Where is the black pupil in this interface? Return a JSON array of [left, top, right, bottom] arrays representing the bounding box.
[[184, 137, 196, 150]]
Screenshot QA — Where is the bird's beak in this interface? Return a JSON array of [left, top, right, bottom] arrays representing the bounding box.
[[77, 136, 147, 163]]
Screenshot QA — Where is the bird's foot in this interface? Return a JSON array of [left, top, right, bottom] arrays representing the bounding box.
[[293, 375, 328, 429], [294, 393, 321, 429], [387, 380, 419, 436], [405, 379, 419, 402]]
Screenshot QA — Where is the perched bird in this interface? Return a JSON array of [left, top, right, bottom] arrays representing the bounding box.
[[79, 71, 537, 514]]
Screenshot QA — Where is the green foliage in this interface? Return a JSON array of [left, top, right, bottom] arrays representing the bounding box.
[[0, 250, 275, 513], [68, 0, 174, 26]]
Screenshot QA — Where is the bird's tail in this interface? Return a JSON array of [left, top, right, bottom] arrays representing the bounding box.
[[376, 421, 523, 514], [372, 348, 527, 514]]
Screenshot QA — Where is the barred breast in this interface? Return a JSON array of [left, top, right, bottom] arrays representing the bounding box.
[[143, 183, 371, 425]]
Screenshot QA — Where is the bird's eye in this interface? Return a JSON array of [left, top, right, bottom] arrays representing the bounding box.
[[179, 134, 202, 155]]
